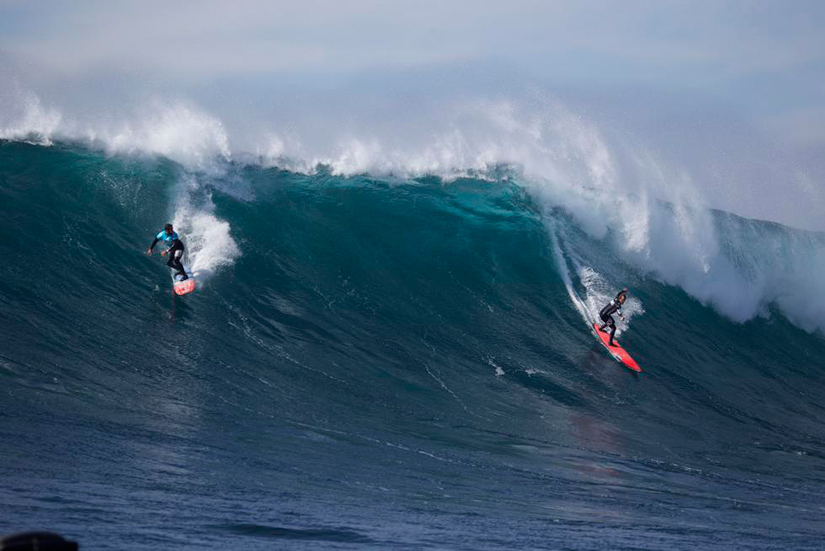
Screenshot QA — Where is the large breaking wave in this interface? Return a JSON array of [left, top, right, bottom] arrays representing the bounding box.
[[2, 89, 824, 549]]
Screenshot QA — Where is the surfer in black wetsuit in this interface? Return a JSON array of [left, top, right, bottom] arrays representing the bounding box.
[[598, 288, 628, 346], [147, 223, 188, 281]]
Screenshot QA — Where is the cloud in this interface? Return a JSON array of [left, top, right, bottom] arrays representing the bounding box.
[[4, 1, 824, 83]]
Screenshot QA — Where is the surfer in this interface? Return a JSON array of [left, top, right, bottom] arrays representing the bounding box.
[[598, 288, 628, 346], [147, 223, 188, 281]]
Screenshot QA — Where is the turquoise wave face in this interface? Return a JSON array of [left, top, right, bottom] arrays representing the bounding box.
[[2, 140, 824, 549]]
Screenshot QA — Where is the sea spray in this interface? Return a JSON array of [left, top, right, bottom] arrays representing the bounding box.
[[1, 89, 822, 334]]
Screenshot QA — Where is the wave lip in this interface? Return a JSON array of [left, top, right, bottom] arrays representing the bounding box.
[[0, 90, 61, 146]]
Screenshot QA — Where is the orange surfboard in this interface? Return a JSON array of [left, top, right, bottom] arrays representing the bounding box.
[[174, 278, 196, 296], [171, 264, 196, 296], [592, 323, 641, 372]]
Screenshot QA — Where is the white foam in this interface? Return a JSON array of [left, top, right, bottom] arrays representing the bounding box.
[[172, 200, 240, 281], [0, 86, 230, 172], [99, 101, 231, 172], [549, 226, 643, 338], [0, 90, 62, 145]]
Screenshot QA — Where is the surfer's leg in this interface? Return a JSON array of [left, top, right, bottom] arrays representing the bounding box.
[[171, 250, 188, 280], [607, 321, 617, 345]]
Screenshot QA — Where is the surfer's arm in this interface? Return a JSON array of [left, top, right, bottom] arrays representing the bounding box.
[[147, 237, 160, 255], [162, 239, 179, 256]]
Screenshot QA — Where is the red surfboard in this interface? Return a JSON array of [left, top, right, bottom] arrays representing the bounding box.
[[174, 278, 196, 296], [170, 264, 196, 296], [592, 323, 641, 372]]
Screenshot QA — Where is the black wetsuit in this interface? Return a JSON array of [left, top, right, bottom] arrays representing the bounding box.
[[598, 294, 625, 345], [150, 233, 188, 281]]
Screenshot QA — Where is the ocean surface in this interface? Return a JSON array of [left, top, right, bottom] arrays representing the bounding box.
[[2, 138, 825, 550]]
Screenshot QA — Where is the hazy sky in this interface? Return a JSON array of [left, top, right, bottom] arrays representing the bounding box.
[[3, 0, 824, 145], [2, 1, 825, 228]]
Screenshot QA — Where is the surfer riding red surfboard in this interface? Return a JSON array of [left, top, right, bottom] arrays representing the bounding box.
[[598, 288, 628, 347]]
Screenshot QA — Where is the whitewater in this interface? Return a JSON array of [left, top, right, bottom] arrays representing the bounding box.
[[1, 93, 825, 550]]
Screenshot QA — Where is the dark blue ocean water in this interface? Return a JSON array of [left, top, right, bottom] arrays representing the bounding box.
[[1, 140, 825, 549]]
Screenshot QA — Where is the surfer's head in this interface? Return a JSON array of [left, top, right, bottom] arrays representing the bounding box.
[[164, 223, 174, 235]]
